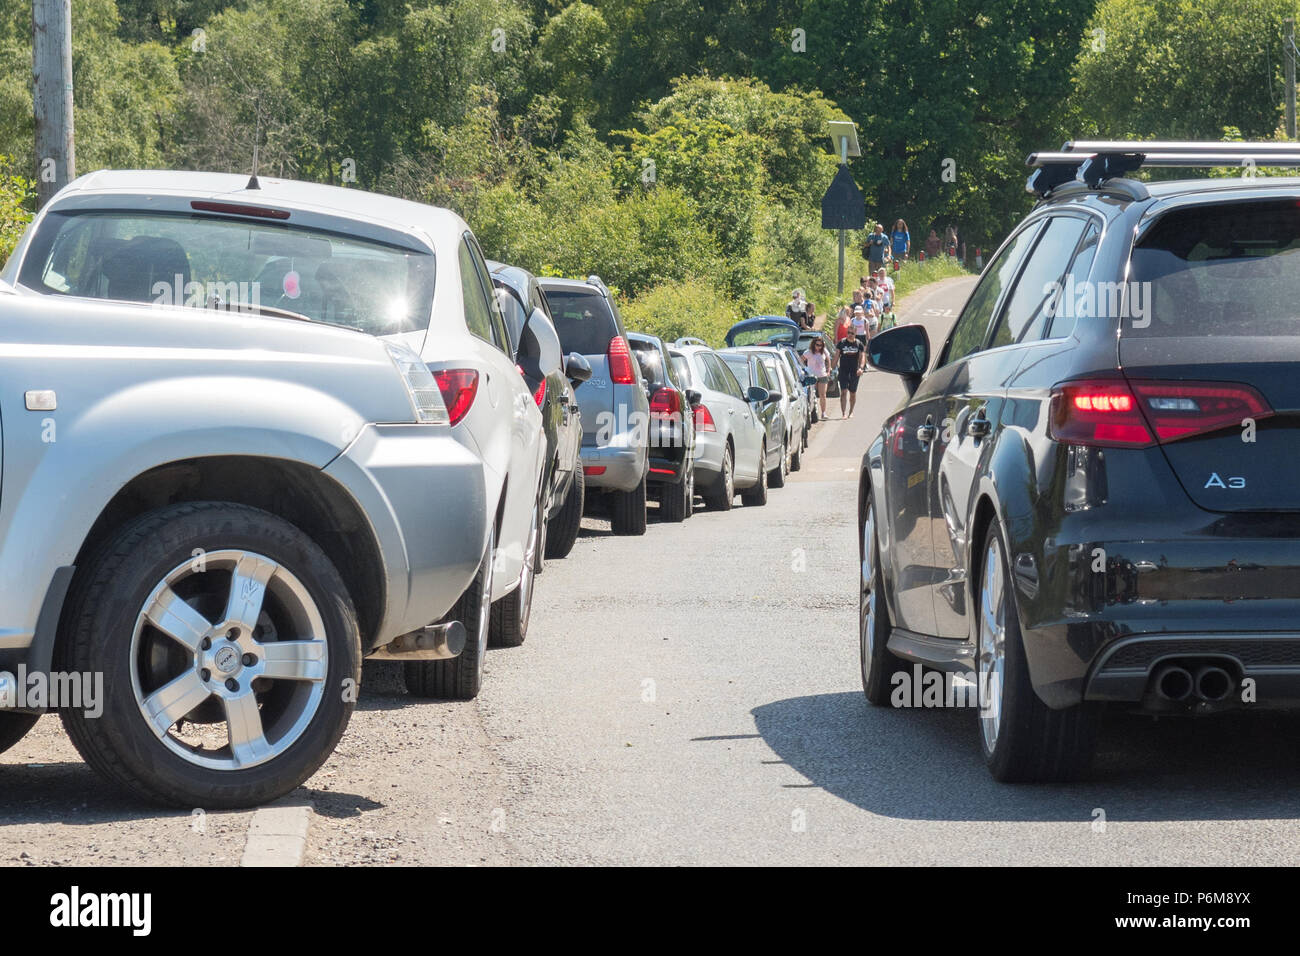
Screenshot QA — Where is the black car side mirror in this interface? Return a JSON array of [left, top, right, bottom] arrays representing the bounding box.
[[801, 374, 817, 387], [867, 324, 930, 393], [564, 351, 592, 384], [516, 307, 564, 381], [747, 385, 770, 404], [685, 388, 702, 407]]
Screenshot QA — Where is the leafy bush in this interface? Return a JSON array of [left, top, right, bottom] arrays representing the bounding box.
[[0, 157, 34, 265], [619, 278, 743, 349]]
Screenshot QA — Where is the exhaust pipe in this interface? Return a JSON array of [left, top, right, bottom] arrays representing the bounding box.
[[367, 621, 466, 661], [1152, 664, 1193, 702], [1194, 665, 1234, 703]]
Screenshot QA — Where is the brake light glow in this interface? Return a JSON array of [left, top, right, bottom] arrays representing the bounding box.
[[431, 368, 479, 426], [608, 336, 636, 384], [650, 387, 682, 419], [583, 466, 606, 476], [694, 403, 716, 432], [1050, 378, 1273, 448]]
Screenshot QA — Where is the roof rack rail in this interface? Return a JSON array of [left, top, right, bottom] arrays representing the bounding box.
[[674, 336, 707, 347], [1025, 140, 1300, 199]]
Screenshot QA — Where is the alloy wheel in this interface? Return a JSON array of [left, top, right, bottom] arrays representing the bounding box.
[[129, 550, 329, 772], [978, 537, 1008, 752]]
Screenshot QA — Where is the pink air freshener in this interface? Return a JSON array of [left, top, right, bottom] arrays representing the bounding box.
[[283, 270, 301, 299]]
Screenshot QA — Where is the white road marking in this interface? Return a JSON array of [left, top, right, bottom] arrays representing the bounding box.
[[240, 798, 313, 866]]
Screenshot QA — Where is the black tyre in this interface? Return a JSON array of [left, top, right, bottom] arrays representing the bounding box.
[[860, 495, 910, 705], [703, 443, 735, 511], [741, 444, 769, 506], [976, 521, 1100, 782], [791, 433, 802, 472], [489, 501, 539, 648], [660, 464, 692, 523], [611, 473, 648, 536], [545, 466, 584, 560], [0, 713, 39, 756], [58, 502, 361, 809], [770, 438, 789, 489], [405, 525, 495, 700]]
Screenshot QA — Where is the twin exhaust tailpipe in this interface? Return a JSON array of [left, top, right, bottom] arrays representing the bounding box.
[[1152, 663, 1235, 703]]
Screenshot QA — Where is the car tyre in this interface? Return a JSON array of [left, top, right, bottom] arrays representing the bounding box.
[[545, 466, 584, 560], [976, 520, 1100, 782], [660, 464, 692, 523], [703, 443, 735, 511], [860, 495, 910, 705], [770, 439, 789, 488], [58, 501, 360, 809], [741, 444, 769, 506], [611, 474, 648, 536], [489, 500, 539, 648], [406, 525, 495, 700]]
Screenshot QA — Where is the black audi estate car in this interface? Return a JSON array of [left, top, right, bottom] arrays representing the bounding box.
[[859, 141, 1300, 781]]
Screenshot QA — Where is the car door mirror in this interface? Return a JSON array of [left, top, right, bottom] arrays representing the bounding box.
[[685, 388, 702, 407], [564, 351, 592, 384], [867, 324, 929, 392], [516, 307, 563, 380], [746, 385, 770, 404], [801, 374, 817, 387]]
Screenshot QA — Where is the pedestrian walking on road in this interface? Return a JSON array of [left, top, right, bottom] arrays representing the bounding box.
[[834, 327, 866, 419], [803, 302, 816, 330], [786, 288, 806, 325], [802, 336, 831, 420], [864, 223, 887, 273], [891, 219, 911, 264], [850, 304, 868, 337]]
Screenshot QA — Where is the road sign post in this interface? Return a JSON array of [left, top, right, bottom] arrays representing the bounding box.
[[822, 121, 864, 296]]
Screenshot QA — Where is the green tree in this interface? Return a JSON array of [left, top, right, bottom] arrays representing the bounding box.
[[1073, 0, 1297, 141]]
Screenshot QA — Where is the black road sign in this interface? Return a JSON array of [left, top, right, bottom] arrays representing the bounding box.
[[821, 164, 865, 230]]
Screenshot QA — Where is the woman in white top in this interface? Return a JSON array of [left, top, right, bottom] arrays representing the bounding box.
[[801, 337, 831, 420]]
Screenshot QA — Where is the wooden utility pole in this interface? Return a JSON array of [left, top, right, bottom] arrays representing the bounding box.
[[33, 0, 75, 207], [1287, 18, 1296, 140]]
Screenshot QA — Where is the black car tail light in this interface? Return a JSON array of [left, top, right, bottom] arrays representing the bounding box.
[[1050, 378, 1273, 447], [650, 387, 682, 419]]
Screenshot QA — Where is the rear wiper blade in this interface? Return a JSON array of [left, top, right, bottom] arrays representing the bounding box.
[[204, 299, 314, 323], [239, 303, 314, 323]]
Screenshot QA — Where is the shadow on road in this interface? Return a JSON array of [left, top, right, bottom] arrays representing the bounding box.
[[752, 691, 1300, 822]]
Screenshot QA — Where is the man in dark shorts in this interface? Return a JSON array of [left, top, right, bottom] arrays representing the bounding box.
[[834, 327, 866, 418]]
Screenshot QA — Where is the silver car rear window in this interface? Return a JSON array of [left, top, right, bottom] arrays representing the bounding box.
[[19, 210, 436, 334]]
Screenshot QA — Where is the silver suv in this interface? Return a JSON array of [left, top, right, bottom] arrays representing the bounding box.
[[538, 276, 650, 535], [0, 283, 488, 808]]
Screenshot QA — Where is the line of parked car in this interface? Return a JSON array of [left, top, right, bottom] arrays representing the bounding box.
[[0, 169, 825, 809]]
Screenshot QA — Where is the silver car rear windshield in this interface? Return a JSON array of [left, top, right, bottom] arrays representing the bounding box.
[[19, 210, 436, 334]]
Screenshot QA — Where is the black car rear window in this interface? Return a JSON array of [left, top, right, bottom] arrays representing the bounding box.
[[543, 288, 619, 355], [1130, 199, 1300, 338], [630, 339, 667, 386]]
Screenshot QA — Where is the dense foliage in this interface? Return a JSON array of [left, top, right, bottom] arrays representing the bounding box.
[[6, 0, 1300, 320]]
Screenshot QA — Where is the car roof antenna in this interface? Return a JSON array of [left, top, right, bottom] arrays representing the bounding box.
[[246, 99, 262, 190]]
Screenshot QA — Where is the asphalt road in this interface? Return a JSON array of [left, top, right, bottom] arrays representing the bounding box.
[[8, 272, 1300, 866]]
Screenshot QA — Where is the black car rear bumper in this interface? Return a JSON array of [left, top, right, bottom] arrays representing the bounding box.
[[1082, 632, 1300, 711]]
